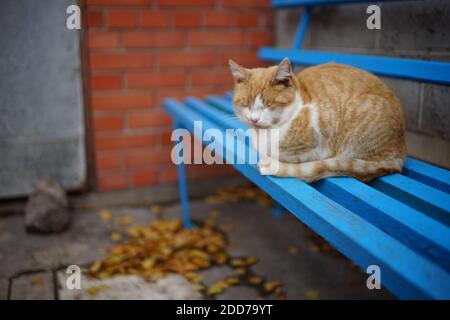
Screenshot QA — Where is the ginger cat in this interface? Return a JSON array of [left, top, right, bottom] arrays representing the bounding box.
[[229, 58, 406, 182]]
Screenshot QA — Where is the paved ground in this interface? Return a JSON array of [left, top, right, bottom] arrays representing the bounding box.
[[0, 190, 394, 300]]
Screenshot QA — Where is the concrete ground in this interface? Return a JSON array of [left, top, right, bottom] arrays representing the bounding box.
[[0, 183, 394, 300]]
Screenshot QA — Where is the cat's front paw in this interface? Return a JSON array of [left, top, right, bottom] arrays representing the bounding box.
[[258, 157, 280, 176]]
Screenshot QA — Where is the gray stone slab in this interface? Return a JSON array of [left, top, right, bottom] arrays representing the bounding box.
[[0, 208, 157, 277], [380, 0, 450, 51], [421, 83, 450, 140], [275, 5, 376, 50], [10, 271, 54, 300], [0, 277, 8, 300], [0, 0, 85, 198], [57, 273, 202, 300], [216, 286, 260, 300], [381, 77, 421, 132], [199, 266, 235, 286]]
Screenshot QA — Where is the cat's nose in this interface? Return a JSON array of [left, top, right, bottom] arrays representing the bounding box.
[[250, 115, 259, 124]]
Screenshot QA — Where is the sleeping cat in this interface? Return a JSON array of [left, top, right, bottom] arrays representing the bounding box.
[[229, 58, 406, 182]]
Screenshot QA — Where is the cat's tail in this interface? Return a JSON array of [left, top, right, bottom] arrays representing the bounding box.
[[259, 157, 404, 182]]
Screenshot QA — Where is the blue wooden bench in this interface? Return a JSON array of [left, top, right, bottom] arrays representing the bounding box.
[[164, 0, 450, 299]]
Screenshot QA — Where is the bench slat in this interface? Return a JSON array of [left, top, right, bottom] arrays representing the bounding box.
[[201, 96, 450, 266], [403, 158, 450, 194], [164, 97, 450, 299], [312, 177, 450, 271], [258, 48, 450, 85], [224, 92, 233, 101], [368, 174, 450, 226], [204, 95, 235, 114]]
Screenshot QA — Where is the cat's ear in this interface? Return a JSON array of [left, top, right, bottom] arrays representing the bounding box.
[[229, 60, 247, 83], [274, 57, 293, 82]]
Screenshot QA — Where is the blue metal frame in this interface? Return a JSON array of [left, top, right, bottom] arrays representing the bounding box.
[[173, 121, 194, 229], [292, 7, 311, 49], [162, 0, 450, 299], [164, 95, 450, 299]]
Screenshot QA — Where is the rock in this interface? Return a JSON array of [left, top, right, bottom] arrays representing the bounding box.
[[25, 178, 70, 233]]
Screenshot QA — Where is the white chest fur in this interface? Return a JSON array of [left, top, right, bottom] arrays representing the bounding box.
[[251, 96, 332, 163]]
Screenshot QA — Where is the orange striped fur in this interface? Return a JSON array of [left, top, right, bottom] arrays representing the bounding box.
[[229, 58, 406, 182]]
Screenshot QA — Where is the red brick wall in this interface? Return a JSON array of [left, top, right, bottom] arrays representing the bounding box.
[[84, 0, 273, 191]]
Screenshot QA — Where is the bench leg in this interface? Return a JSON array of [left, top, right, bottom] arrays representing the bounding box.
[[173, 121, 194, 229]]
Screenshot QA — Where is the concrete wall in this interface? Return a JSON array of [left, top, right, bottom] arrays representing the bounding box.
[[0, 0, 86, 198], [275, 0, 450, 168]]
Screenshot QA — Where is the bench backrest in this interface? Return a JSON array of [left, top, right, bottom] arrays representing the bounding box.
[[259, 0, 450, 85]]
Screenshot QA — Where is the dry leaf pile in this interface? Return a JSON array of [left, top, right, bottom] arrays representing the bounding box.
[[89, 218, 228, 281], [89, 209, 286, 299]]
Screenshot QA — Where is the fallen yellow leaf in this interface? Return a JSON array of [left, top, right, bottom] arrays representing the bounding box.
[[110, 232, 122, 242], [248, 276, 263, 285], [264, 281, 282, 292], [99, 209, 112, 222], [31, 277, 43, 286], [306, 290, 319, 299]]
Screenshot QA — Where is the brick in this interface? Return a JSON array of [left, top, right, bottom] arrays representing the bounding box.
[[157, 0, 214, 7], [128, 110, 172, 128], [205, 12, 259, 28], [124, 148, 172, 167], [88, 31, 119, 49], [131, 169, 158, 186], [203, 12, 235, 28], [160, 165, 178, 183], [90, 74, 122, 90], [158, 129, 174, 146], [264, 12, 273, 27], [248, 31, 273, 47], [123, 32, 184, 48], [107, 10, 137, 28], [220, 0, 270, 8], [159, 51, 215, 68], [86, 0, 150, 5], [93, 114, 124, 131], [90, 52, 153, 70], [158, 86, 217, 104], [141, 11, 169, 28], [95, 153, 122, 170], [191, 69, 232, 86], [97, 172, 128, 191], [95, 133, 156, 151], [87, 10, 103, 28], [219, 51, 260, 68], [92, 93, 154, 110], [188, 31, 244, 47], [235, 12, 259, 28], [173, 12, 202, 27], [126, 71, 186, 88]]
